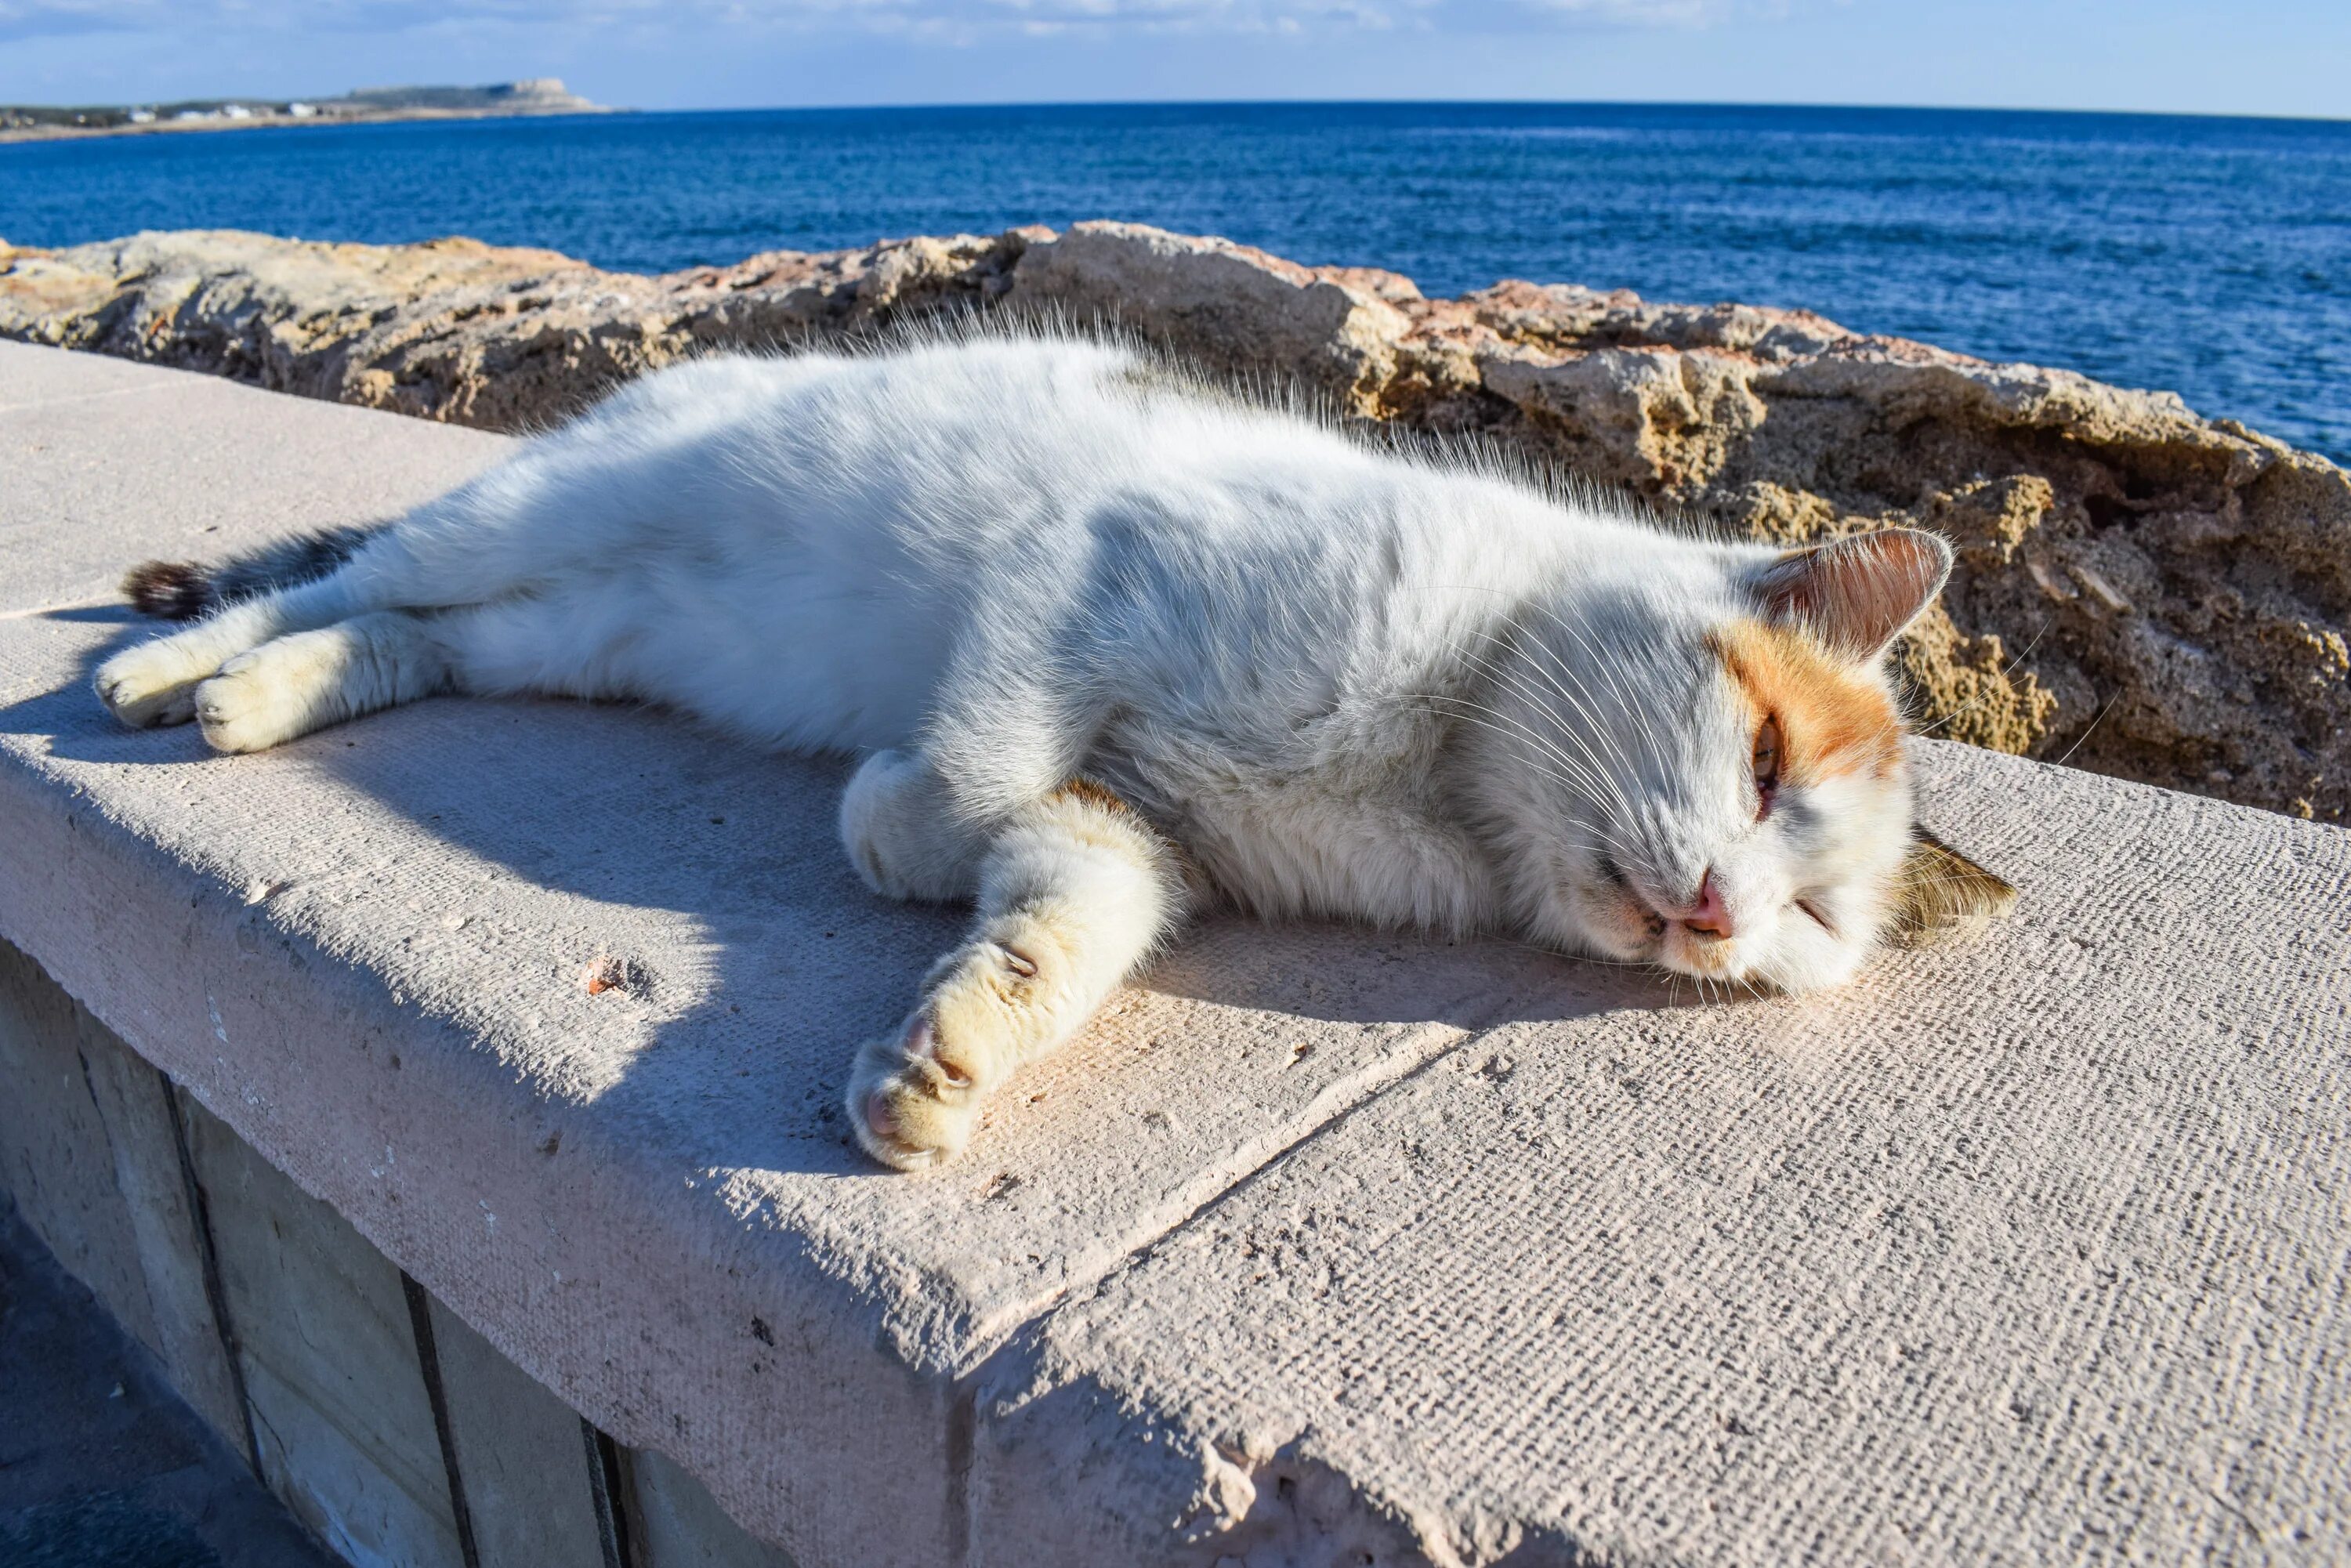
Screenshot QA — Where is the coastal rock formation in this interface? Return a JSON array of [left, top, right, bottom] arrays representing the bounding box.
[[3, 223, 2344, 822], [0, 79, 607, 143]]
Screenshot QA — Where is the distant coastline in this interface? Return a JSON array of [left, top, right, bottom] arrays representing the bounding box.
[[0, 79, 611, 145]]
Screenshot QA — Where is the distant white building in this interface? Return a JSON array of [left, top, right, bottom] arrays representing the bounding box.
[[173, 110, 209, 121], [287, 102, 317, 118], [127, 109, 156, 123], [221, 104, 252, 119]]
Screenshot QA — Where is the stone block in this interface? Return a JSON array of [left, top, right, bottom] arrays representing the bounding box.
[[0, 938, 159, 1356], [969, 742, 2351, 1565], [627, 1447, 799, 1568], [68, 1005, 252, 1454], [180, 1095, 464, 1568], [3, 339, 2347, 1566], [425, 1292, 615, 1568], [0, 937, 250, 1458]]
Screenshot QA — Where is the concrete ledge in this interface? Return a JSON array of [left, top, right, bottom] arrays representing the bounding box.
[[2, 339, 2348, 1565]]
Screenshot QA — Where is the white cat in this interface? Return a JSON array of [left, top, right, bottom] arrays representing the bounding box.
[[94, 333, 2012, 1170]]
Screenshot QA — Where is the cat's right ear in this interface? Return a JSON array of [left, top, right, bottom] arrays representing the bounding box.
[[1751, 528, 1952, 662]]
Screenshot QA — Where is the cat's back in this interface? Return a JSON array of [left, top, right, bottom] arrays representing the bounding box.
[[611, 335, 1385, 531], [501, 334, 1619, 760]]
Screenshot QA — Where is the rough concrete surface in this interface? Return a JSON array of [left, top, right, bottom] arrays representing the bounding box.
[[3, 223, 2346, 824], [0, 341, 2347, 1565], [0, 1199, 335, 1568]]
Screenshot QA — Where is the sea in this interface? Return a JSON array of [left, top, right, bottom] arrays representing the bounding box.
[[3, 102, 2346, 464]]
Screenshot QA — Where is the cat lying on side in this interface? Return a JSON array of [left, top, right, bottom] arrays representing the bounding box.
[[95, 333, 2014, 1171]]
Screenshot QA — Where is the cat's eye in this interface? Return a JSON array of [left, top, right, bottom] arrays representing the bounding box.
[[1752, 715, 1783, 817]]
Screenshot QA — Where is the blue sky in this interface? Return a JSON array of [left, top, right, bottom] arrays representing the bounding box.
[[1, 0, 2344, 119]]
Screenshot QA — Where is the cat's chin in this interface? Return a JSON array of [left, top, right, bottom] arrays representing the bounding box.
[[1625, 916, 1870, 996], [1715, 936, 1871, 997]]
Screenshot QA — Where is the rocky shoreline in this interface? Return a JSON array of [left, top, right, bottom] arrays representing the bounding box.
[[2, 223, 2343, 823]]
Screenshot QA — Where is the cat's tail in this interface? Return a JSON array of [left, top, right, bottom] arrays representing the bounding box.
[[121, 523, 386, 621]]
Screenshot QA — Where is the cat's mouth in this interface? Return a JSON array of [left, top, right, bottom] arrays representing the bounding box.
[[1659, 922, 1744, 979], [1586, 861, 1753, 984]]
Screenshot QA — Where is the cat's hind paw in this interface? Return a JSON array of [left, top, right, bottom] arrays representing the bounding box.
[[194, 646, 320, 754], [94, 637, 214, 728]]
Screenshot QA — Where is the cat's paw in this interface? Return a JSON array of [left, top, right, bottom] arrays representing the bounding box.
[[846, 936, 1056, 1170], [847, 1013, 988, 1171], [194, 644, 321, 754], [839, 748, 976, 903], [94, 637, 214, 728]]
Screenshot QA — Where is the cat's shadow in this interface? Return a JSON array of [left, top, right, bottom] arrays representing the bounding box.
[[9, 623, 1692, 1182]]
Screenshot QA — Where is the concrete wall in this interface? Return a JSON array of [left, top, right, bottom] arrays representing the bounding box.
[[0, 937, 793, 1568]]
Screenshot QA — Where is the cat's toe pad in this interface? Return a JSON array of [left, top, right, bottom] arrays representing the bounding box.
[[845, 925, 1075, 1171]]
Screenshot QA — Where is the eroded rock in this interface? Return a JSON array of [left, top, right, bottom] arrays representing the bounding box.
[[5, 221, 2343, 821]]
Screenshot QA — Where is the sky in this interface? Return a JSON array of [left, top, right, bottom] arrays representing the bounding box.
[[0, 0, 2345, 120]]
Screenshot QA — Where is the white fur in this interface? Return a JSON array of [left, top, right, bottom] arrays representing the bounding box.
[[95, 334, 1940, 1168]]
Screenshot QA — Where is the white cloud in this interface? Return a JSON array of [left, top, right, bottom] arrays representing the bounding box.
[[0, 0, 1741, 45]]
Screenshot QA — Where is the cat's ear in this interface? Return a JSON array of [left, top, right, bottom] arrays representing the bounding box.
[[1886, 825, 2018, 947], [1751, 528, 1952, 661]]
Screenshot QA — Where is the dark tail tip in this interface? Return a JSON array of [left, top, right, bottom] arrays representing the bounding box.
[[122, 560, 214, 621]]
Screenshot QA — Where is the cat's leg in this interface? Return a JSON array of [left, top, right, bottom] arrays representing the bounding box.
[[847, 782, 1187, 1171], [96, 571, 372, 728], [100, 469, 581, 730], [190, 590, 621, 754], [191, 610, 458, 753]]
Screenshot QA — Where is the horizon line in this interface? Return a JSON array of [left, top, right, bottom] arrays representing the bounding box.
[[629, 96, 2351, 127], [5, 92, 2347, 129]]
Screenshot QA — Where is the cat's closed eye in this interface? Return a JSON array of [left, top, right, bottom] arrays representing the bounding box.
[[1752, 715, 1783, 818]]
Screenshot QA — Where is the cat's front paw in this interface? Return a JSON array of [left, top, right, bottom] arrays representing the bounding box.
[[838, 748, 976, 903], [94, 638, 212, 728], [846, 936, 1055, 1170], [848, 1013, 989, 1171]]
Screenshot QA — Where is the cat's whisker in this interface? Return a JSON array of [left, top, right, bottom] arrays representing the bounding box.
[[2051, 690, 2123, 769], [1429, 636, 1647, 823], [1413, 693, 1643, 841], [1413, 685, 1610, 795], [1524, 606, 1672, 771], [1454, 618, 1643, 781], [1454, 674, 1643, 827]]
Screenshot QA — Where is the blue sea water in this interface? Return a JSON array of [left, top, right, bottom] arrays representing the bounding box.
[[4, 102, 2346, 463]]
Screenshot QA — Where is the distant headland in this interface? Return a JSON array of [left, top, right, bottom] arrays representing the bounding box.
[[0, 79, 611, 144]]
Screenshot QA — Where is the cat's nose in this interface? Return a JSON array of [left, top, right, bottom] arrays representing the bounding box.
[[1679, 869, 1734, 940]]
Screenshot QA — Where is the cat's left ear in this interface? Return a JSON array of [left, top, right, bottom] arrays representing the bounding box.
[[1886, 825, 2018, 947], [1751, 528, 1952, 662]]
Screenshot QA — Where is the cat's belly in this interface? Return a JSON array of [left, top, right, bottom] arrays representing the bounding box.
[[527, 565, 959, 754], [1137, 770, 1500, 936]]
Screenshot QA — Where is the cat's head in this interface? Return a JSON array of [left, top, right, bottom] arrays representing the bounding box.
[[1473, 527, 2014, 993]]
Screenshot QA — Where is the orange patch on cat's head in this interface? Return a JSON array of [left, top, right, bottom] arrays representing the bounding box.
[[1709, 618, 1903, 784]]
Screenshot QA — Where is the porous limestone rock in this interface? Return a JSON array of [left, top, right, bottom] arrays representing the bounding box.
[[4, 221, 2344, 821]]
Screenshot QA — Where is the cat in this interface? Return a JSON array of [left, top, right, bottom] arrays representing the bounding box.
[[93, 331, 2016, 1171]]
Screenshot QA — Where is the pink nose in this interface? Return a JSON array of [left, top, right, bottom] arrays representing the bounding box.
[[1680, 870, 1733, 940]]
